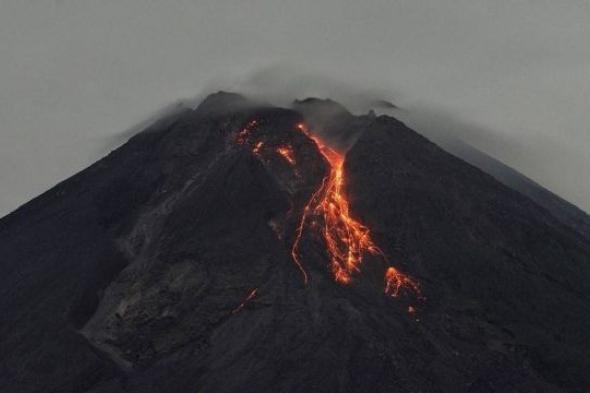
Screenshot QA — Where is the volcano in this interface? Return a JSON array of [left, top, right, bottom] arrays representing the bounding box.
[[1, 92, 589, 393]]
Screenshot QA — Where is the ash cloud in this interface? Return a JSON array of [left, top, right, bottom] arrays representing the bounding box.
[[194, 65, 403, 151], [200, 64, 401, 115]]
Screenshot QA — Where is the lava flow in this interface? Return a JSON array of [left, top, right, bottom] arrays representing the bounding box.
[[235, 119, 420, 300], [231, 288, 258, 314], [293, 123, 421, 298], [384, 266, 421, 298], [276, 146, 296, 166]]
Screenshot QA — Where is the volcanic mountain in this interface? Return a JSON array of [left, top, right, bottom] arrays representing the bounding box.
[[1, 92, 589, 393]]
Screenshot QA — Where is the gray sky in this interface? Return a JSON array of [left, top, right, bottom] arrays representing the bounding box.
[[1, 0, 589, 217]]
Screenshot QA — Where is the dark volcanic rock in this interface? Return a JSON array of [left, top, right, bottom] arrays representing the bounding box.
[[345, 115, 590, 392], [446, 139, 590, 240], [0, 93, 589, 393]]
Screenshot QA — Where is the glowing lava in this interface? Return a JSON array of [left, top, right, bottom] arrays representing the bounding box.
[[234, 119, 421, 301], [236, 119, 258, 144], [253, 141, 264, 155], [384, 266, 421, 298], [231, 288, 258, 314], [276, 146, 296, 166], [293, 123, 421, 298]]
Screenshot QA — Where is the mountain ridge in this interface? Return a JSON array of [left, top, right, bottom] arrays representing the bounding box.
[[1, 92, 589, 393]]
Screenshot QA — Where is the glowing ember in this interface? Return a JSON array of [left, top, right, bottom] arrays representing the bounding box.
[[236, 119, 258, 144], [293, 123, 421, 298], [276, 145, 296, 166], [253, 141, 264, 155], [231, 288, 258, 314], [384, 267, 421, 298]]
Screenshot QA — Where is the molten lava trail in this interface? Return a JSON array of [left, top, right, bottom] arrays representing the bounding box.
[[276, 146, 297, 166], [292, 123, 420, 298], [232, 288, 258, 314], [234, 119, 420, 300]]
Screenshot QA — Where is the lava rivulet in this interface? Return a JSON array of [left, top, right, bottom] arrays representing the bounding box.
[[384, 267, 421, 298], [253, 141, 264, 155], [235, 119, 420, 300], [232, 288, 258, 314], [236, 119, 258, 145], [276, 146, 296, 166], [293, 123, 420, 298]]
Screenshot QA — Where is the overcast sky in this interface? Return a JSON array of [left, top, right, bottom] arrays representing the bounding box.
[[1, 0, 589, 217]]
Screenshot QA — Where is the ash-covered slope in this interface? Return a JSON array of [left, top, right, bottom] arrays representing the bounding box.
[[445, 139, 590, 240], [1, 93, 589, 393]]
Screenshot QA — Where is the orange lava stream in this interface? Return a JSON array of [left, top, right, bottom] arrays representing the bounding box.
[[276, 146, 297, 166], [384, 267, 421, 298], [231, 288, 258, 314], [236, 120, 258, 144], [293, 123, 421, 298], [253, 141, 264, 155], [235, 119, 421, 302]]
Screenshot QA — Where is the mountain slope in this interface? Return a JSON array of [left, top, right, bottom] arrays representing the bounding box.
[[445, 139, 590, 240], [0, 93, 589, 393]]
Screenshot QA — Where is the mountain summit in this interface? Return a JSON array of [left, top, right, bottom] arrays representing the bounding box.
[[1, 93, 589, 393]]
